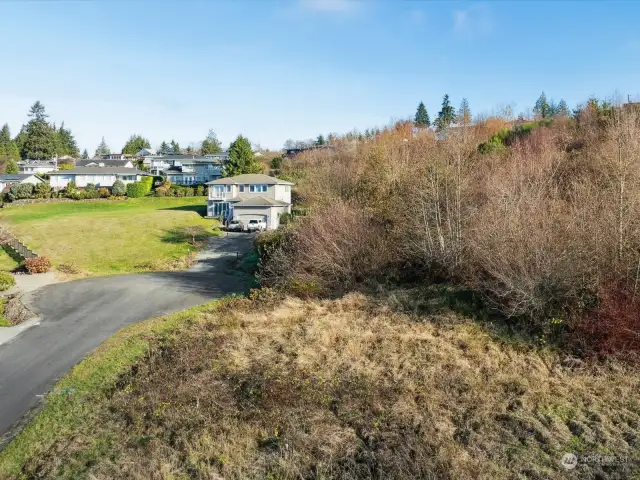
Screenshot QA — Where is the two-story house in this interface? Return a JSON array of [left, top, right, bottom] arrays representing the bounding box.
[[151, 155, 224, 185], [76, 159, 134, 168], [206, 173, 294, 230]]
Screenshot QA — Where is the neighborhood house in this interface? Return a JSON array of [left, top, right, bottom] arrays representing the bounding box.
[[18, 160, 58, 175], [48, 167, 148, 189], [206, 173, 293, 230], [145, 154, 226, 185], [0, 174, 44, 192]]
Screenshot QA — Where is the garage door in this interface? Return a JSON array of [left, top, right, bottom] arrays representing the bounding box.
[[238, 214, 268, 224]]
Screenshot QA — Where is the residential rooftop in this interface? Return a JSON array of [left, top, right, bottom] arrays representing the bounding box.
[[48, 167, 149, 175], [207, 173, 294, 186], [0, 174, 42, 181]]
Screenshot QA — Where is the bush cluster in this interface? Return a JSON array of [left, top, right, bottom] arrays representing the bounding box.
[[0, 271, 16, 291], [260, 108, 640, 359], [125, 182, 148, 198], [24, 256, 52, 274], [156, 184, 206, 197]]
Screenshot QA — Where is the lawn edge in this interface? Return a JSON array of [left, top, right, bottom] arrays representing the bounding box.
[[0, 300, 219, 478]]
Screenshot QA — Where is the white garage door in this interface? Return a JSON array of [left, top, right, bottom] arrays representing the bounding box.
[[238, 214, 268, 223]]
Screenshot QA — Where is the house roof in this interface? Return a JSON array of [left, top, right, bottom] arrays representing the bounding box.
[[0, 174, 42, 182], [229, 195, 290, 207], [18, 160, 56, 166], [49, 167, 148, 175], [76, 159, 132, 167], [207, 173, 294, 186]]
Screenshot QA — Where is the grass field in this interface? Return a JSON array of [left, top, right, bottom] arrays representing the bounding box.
[[0, 249, 19, 272], [0, 198, 219, 277], [1, 292, 638, 479]]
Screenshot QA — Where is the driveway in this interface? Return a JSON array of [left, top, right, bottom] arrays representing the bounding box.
[[0, 231, 255, 443]]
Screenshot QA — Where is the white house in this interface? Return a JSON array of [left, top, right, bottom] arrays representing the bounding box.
[[206, 173, 293, 230], [18, 160, 58, 175], [145, 154, 225, 184], [0, 174, 44, 192], [48, 167, 148, 189]]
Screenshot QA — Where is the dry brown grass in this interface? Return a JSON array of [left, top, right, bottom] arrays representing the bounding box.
[[19, 294, 640, 479]]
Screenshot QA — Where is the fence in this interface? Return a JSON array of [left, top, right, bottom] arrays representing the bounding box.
[[0, 228, 38, 260]]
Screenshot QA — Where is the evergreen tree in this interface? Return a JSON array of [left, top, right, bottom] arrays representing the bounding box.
[[186, 145, 193, 154], [457, 98, 472, 126], [533, 92, 551, 119], [201, 129, 222, 154], [0, 124, 20, 160], [21, 101, 58, 159], [56, 121, 80, 157], [6, 158, 19, 174], [170, 139, 180, 154], [122, 135, 151, 155], [95, 137, 110, 157], [414, 101, 430, 127], [435, 94, 456, 131], [556, 99, 569, 117], [81, 149, 89, 159], [158, 141, 169, 155], [223, 135, 262, 176], [316, 134, 326, 146]]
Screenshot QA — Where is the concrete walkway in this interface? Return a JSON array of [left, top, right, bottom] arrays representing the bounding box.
[[0, 232, 255, 443]]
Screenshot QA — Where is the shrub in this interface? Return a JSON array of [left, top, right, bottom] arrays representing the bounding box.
[[184, 187, 195, 197], [7, 183, 34, 201], [34, 182, 52, 199], [111, 180, 126, 196], [195, 185, 204, 196], [279, 212, 293, 226], [24, 256, 52, 274], [83, 183, 99, 199], [0, 271, 15, 291], [98, 187, 110, 198], [269, 156, 283, 170], [140, 176, 154, 194], [126, 182, 147, 198], [63, 181, 77, 198], [155, 186, 170, 197]]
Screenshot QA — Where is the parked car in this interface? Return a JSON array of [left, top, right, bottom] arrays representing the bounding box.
[[226, 219, 244, 232], [246, 219, 266, 232]]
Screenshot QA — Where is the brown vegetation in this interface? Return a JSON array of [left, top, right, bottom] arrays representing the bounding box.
[[23, 256, 52, 274], [261, 107, 640, 359], [16, 294, 640, 479]]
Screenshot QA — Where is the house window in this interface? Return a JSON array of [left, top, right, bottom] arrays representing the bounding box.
[[249, 184, 268, 193], [239, 185, 245, 193], [226, 185, 231, 192]]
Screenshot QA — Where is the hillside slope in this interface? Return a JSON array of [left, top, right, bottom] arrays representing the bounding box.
[[2, 292, 638, 479]]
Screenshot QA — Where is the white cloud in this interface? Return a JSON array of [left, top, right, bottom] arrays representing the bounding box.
[[299, 0, 359, 14], [453, 3, 492, 38]]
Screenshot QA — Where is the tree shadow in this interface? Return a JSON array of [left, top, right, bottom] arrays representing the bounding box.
[[161, 205, 207, 217], [1, 245, 24, 269]]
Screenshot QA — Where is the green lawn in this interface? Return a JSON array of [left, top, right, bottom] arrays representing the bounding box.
[[0, 197, 219, 277], [0, 248, 20, 272]]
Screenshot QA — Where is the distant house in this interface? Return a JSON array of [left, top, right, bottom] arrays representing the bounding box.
[[48, 167, 149, 190], [145, 154, 225, 185], [18, 160, 58, 175], [76, 159, 134, 168], [135, 148, 156, 156], [206, 173, 293, 230], [0, 174, 44, 192], [101, 153, 136, 161], [204, 151, 230, 163]]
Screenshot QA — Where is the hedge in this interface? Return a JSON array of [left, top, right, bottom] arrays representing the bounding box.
[[0, 272, 15, 291], [126, 182, 148, 198], [140, 176, 154, 194]]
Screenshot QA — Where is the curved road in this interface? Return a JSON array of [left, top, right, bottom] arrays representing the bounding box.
[[0, 232, 254, 443]]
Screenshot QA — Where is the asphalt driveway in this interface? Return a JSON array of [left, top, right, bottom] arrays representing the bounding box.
[[0, 231, 255, 443]]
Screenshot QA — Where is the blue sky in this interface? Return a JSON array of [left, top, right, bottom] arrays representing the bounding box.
[[1, 0, 639, 152]]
